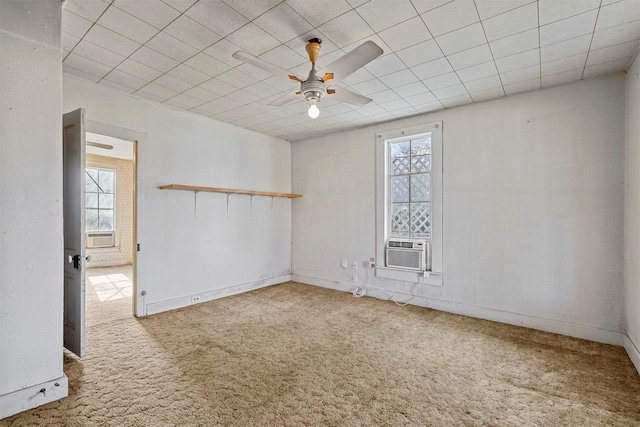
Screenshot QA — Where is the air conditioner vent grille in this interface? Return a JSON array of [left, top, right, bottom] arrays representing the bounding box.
[[385, 239, 428, 271]]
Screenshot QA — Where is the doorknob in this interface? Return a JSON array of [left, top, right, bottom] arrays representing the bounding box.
[[85, 255, 92, 262]]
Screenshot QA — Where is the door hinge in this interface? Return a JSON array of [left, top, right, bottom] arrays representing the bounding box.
[[137, 243, 140, 252]]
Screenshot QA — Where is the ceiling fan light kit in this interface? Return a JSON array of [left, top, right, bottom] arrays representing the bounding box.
[[232, 37, 383, 120]]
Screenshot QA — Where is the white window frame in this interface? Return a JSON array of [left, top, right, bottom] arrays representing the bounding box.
[[85, 163, 120, 249], [375, 122, 443, 286]]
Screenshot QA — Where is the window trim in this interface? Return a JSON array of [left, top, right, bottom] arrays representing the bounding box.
[[85, 162, 121, 249], [375, 122, 443, 286]]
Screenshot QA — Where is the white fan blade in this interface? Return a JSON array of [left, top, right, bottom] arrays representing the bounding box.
[[328, 88, 372, 106], [324, 41, 383, 83], [232, 50, 303, 82], [268, 91, 301, 106]]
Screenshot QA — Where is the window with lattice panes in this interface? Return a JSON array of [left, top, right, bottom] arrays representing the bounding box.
[[389, 137, 432, 239], [85, 167, 115, 232]]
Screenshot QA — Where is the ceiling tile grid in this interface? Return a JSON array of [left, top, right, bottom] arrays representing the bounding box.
[[61, 0, 640, 141]]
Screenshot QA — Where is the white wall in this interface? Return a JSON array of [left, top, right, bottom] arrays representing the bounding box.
[[625, 52, 640, 372], [292, 74, 626, 345], [63, 77, 292, 315], [0, 0, 68, 418]]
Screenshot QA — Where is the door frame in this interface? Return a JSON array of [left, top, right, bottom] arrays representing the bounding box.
[[85, 120, 145, 317]]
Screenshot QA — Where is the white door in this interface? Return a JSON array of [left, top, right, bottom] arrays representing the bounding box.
[[63, 108, 86, 357]]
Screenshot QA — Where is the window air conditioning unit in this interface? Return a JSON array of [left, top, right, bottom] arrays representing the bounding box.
[[86, 232, 114, 248], [386, 239, 428, 271]]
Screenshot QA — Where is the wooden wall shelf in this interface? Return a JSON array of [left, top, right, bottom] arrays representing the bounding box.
[[160, 184, 301, 199]]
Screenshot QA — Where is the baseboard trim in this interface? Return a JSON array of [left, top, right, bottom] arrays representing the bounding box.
[[0, 375, 68, 420], [624, 334, 640, 375], [145, 275, 291, 316], [291, 274, 623, 346]]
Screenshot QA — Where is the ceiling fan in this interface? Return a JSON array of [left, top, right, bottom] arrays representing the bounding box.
[[232, 38, 383, 119]]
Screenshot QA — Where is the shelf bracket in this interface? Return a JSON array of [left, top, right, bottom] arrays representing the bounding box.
[[194, 191, 200, 217], [250, 195, 255, 216], [226, 193, 231, 217]]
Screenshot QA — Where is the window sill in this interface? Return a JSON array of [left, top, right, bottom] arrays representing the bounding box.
[[375, 266, 443, 286]]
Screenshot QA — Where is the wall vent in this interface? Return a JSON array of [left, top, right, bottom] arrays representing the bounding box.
[[386, 239, 427, 271], [86, 232, 114, 248]]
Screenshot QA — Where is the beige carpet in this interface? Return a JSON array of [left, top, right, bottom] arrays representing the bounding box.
[[3, 280, 640, 426]]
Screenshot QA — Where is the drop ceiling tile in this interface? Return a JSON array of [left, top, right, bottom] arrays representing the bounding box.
[[489, 28, 539, 59], [390, 107, 420, 118], [421, 0, 479, 37], [189, 107, 214, 117], [64, 64, 103, 83], [596, 0, 640, 31], [72, 40, 125, 67], [371, 89, 401, 103], [222, 0, 281, 20], [414, 100, 444, 113], [499, 64, 540, 85], [260, 45, 308, 71], [183, 86, 219, 102], [539, 10, 598, 46], [541, 68, 583, 87], [350, 79, 389, 96], [423, 71, 461, 90], [448, 44, 493, 69], [113, 0, 181, 29], [341, 67, 376, 85], [356, 103, 389, 115], [244, 81, 284, 98], [226, 23, 282, 56], [187, 0, 249, 38], [583, 57, 631, 78], [146, 32, 199, 63], [364, 54, 406, 77], [318, 10, 375, 48], [495, 48, 539, 73], [166, 64, 211, 85], [138, 83, 181, 100], [62, 32, 80, 51], [64, 0, 111, 21], [184, 53, 230, 77], [235, 63, 273, 81], [131, 46, 179, 73], [483, 2, 538, 42], [433, 83, 468, 99], [457, 61, 498, 82], [287, 30, 341, 58], [135, 90, 168, 103], [97, 6, 158, 44], [200, 78, 238, 96], [64, 53, 112, 78], [98, 78, 136, 93], [411, 57, 453, 79], [154, 74, 194, 93], [403, 91, 438, 106], [378, 16, 433, 51], [586, 40, 639, 66], [397, 39, 443, 67], [357, 0, 417, 32], [378, 69, 418, 88], [116, 59, 164, 81], [591, 20, 640, 49], [469, 86, 505, 102], [411, 0, 454, 14], [463, 74, 502, 91], [62, 10, 93, 38], [164, 15, 222, 50], [435, 23, 487, 55], [541, 53, 587, 75], [287, 0, 351, 27], [161, 0, 198, 12], [164, 99, 190, 109], [341, 35, 392, 59], [538, 0, 600, 26], [228, 89, 263, 104], [83, 25, 141, 57], [215, 68, 257, 89], [440, 93, 472, 107], [393, 81, 430, 97], [540, 34, 591, 63], [103, 69, 147, 90], [264, 74, 300, 91], [316, 49, 350, 72], [323, 102, 354, 115], [169, 93, 205, 108], [254, 3, 315, 43], [474, 0, 532, 20], [203, 39, 245, 67], [503, 77, 540, 95]]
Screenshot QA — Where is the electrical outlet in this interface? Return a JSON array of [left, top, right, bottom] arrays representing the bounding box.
[[352, 274, 358, 283], [191, 296, 201, 303], [352, 261, 358, 270]]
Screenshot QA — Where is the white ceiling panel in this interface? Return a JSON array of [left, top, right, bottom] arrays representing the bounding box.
[[62, 0, 640, 142], [356, 0, 418, 32], [421, 0, 479, 37]]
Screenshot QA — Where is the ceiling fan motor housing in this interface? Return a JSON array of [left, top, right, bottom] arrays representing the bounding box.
[[301, 68, 327, 104]]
